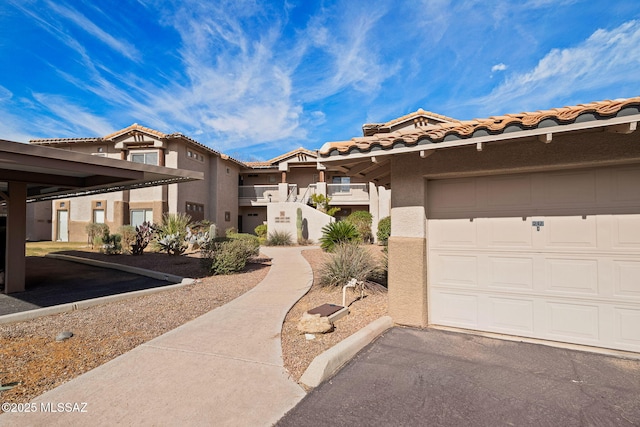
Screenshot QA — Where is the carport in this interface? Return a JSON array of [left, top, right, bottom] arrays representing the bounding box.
[[0, 138, 202, 294], [318, 97, 640, 354]]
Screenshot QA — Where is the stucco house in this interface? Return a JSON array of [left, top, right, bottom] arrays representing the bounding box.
[[318, 96, 640, 354], [29, 124, 243, 241], [28, 126, 391, 243]]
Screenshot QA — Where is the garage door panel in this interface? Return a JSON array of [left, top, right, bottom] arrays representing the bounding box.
[[487, 217, 533, 248], [487, 175, 532, 208], [545, 216, 598, 249], [541, 170, 597, 207], [487, 297, 534, 333], [430, 292, 478, 327], [547, 302, 600, 341], [487, 256, 534, 290], [613, 260, 640, 298], [545, 258, 599, 295], [428, 178, 478, 213], [611, 167, 640, 204], [429, 218, 477, 247], [432, 254, 478, 287], [612, 215, 640, 249], [615, 307, 640, 348]]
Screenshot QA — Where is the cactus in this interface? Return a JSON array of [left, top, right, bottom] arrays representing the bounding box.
[[296, 208, 303, 244]]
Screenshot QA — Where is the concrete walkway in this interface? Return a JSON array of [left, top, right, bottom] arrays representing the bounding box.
[[0, 246, 312, 426]]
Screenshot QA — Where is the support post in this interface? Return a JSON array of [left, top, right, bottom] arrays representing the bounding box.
[[4, 182, 27, 293]]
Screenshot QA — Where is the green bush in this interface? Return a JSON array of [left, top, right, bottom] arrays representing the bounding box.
[[319, 221, 359, 252], [154, 213, 192, 255], [86, 222, 109, 249], [319, 243, 378, 287], [119, 225, 136, 254], [201, 237, 260, 275], [97, 231, 122, 255], [267, 230, 293, 246], [254, 224, 267, 238], [345, 210, 373, 243], [376, 216, 391, 245]]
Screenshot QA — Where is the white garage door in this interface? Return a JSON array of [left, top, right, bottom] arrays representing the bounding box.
[[427, 165, 640, 352]]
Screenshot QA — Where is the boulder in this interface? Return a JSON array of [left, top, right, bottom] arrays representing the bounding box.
[[297, 312, 334, 334]]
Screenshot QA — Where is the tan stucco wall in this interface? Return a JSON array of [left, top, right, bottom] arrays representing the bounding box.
[[388, 236, 428, 327], [215, 158, 240, 232]]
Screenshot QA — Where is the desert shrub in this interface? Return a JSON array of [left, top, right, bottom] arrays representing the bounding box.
[[119, 225, 136, 254], [319, 221, 359, 252], [97, 231, 122, 255], [154, 213, 192, 255], [86, 222, 109, 249], [377, 216, 391, 245], [225, 227, 237, 237], [267, 230, 293, 246], [131, 222, 154, 255], [201, 237, 259, 275], [254, 224, 267, 238], [319, 243, 378, 288], [227, 233, 260, 253], [345, 210, 373, 243]]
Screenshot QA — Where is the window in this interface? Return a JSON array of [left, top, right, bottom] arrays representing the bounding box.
[[187, 149, 204, 162], [332, 176, 351, 192], [225, 211, 231, 222], [93, 209, 105, 224], [131, 209, 153, 228], [130, 152, 158, 165]]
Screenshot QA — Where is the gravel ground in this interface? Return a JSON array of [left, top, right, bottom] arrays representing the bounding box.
[[0, 246, 388, 409], [281, 247, 388, 383]]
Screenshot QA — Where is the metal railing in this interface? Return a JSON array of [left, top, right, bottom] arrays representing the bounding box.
[[326, 183, 369, 201], [238, 185, 279, 201]]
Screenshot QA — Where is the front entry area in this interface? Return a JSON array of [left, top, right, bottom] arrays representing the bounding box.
[[427, 165, 640, 352]]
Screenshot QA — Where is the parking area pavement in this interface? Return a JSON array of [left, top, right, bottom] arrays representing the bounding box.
[[0, 257, 172, 316], [277, 327, 640, 427]]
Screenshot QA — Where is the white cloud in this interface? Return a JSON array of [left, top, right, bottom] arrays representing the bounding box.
[[0, 85, 12, 101], [44, 1, 140, 61], [32, 93, 116, 136], [470, 20, 640, 113], [491, 63, 507, 72]]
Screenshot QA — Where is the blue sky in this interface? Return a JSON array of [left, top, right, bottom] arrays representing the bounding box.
[[1, 0, 639, 161]]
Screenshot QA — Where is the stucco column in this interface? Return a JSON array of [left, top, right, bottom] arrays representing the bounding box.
[[4, 182, 27, 294], [158, 147, 165, 166], [368, 182, 379, 243], [387, 155, 428, 327], [319, 170, 325, 182], [278, 183, 289, 201]]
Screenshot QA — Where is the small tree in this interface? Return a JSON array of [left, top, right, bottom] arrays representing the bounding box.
[[310, 194, 340, 217], [345, 211, 373, 243], [86, 222, 109, 249]]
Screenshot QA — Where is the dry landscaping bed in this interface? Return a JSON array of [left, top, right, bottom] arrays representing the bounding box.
[[0, 246, 388, 409]]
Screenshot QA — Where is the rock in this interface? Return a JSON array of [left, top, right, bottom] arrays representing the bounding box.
[[297, 312, 334, 334], [56, 331, 74, 342], [305, 333, 316, 340]]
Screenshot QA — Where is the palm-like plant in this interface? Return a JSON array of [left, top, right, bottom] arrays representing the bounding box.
[[319, 221, 360, 252]]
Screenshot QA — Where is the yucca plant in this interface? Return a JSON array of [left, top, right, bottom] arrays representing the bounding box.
[[319, 221, 359, 252], [267, 230, 293, 246], [319, 242, 378, 288]]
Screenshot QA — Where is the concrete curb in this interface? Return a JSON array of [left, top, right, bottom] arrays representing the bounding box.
[[299, 316, 394, 388], [45, 253, 187, 284], [0, 255, 196, 325]]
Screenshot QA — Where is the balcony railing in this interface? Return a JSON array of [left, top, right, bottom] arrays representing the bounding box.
[[238, 185, 279, 203], [327, 183, 369, 203]]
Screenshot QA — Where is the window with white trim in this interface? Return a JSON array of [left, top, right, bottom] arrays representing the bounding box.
[[131, 209, 153, 228], [130, 151, 158, 165]]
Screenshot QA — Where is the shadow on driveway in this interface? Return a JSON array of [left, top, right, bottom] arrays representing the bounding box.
[[278, 327, 640, 427], [0, 257, 173, 316]]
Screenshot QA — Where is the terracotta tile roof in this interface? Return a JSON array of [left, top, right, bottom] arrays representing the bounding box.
[[382, 108, 461, 127], [103, 123, 167, 140], [321, 97, 640, 156], [362, 108, 461, 136], [244, 147, 317, 169], [29, 137, 102, 144]]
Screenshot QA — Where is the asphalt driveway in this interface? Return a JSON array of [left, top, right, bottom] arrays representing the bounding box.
[[278, 327, 640, 427]]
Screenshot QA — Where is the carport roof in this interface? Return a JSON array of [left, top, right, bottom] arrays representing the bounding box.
[[0, 139, 203, 202], [319, 96, 640, 159]]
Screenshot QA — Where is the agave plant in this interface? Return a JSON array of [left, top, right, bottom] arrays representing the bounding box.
[[319, 221, 360, 252]]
